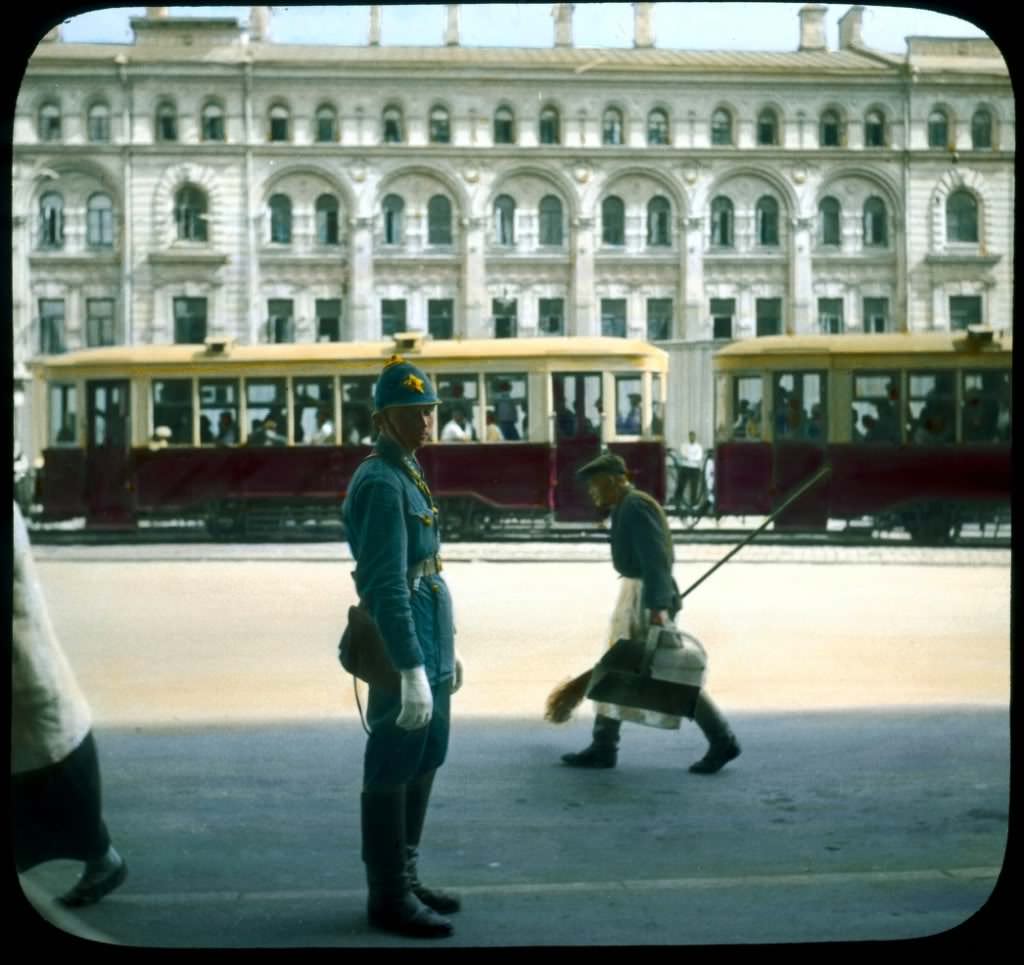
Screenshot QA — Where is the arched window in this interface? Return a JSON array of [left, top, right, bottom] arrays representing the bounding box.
[[711, 108, 732, 146], [39, 102, 61, 141], [971, 108, 992, 149], [383, 105, 403, 144], [494, 194, 516, 246], [602, 107, 623, 145], [820, 109, 841, 147], [175, 185, 207, 242], [864, 110, 886, 147], [382, 194, 404, 245], [201, 102, 225, 142], [602, 196, 625, 246], [427, 194, 452, 246], [710, 196, 733, 247], [315, 105, 337, 143], [928, 108, 949, 148], [647, 196, 671, 247], [539, 195, 563, 246], [269, 104, 290, 142], [268, 194, 292, 243], [539, 106, 560, 145], [647, 109, 669, 145], [757, 108, 778, 146], [156, 102, 177, 142], [946, 190, 979, 243], [494, 106, 515, 144], [86, 193, 114, 248], [818, 196, 841, 246], [863, 197, 888, 247], [315, 194, 339, 245], [38, 192, 64, 248], [88, 103, 110, 143], [429, 106, 450, 144], [756, 196, 779, 246]]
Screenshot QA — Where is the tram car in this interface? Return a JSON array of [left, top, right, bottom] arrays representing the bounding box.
[[27, 334, 669, 538], [711, 327, 1012, 543]]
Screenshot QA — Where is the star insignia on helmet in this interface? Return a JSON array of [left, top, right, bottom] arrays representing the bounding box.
[[403, 374, 425, 393]]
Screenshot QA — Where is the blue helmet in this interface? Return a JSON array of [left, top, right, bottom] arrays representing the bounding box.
[[373, 356, 439, 411]]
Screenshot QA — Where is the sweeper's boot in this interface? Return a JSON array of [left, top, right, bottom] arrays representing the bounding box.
[[689, 693, 741, 775], [561, 714, 620, 768], [361, 789, 453, 939], [405, 770, 461, 915]]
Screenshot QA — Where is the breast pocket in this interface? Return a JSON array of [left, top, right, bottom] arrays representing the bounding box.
[[405, 503, 439, 562]]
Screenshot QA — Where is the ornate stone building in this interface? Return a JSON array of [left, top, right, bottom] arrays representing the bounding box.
[[12, 4, 1014, 456]]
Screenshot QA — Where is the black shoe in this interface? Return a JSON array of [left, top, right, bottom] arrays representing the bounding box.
[[561, 743, 617, 769], [689, 736, 741, 775], [368, 890, 454, 938], [57, 857, 127, 908], [407, 848, 461, 914]]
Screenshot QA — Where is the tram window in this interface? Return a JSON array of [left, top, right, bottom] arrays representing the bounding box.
[[245, 379, 287, 446], [342, 377, 375, 445], [907, 372, 954, 445], [200, 379, 239, 446], [732, 375, 762, 440], [652, 374, 664, 436], [773, 372, 826, 442], [485, 374, 528, 440], [49, 383, 78, 446], [88, 383, 129, 449], [852, 373, 900, 444], [553, 373, 602, 439], [615, 376, 643, 435], [437, 375, 480, 442], [294, 378, 335, 445], [962, 371, 1010, 444], [152, 380, 194, 445]]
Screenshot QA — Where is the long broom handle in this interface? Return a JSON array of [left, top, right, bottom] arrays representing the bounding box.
[[678, 463, 832, 603]]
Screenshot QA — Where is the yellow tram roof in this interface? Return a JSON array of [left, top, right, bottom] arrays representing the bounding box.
[[30, 335, 668, 372]]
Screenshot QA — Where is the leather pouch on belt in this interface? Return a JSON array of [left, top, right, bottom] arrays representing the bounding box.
[[338, 604, 401, 691]]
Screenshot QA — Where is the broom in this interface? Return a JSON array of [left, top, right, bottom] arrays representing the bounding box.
[[543, 464, 832, 723]]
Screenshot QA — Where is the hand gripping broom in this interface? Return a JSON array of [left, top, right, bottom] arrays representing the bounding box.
[[544, 464, 832, 723]]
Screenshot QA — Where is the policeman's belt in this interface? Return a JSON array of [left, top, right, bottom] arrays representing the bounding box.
[[408, 556, 443, 581]]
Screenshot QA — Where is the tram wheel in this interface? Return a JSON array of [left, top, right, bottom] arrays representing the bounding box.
[[904, 505, 956, 545]]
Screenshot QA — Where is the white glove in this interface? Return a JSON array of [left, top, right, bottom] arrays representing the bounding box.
[[451, 655, 464, 695], [396, 665, 433, 730]]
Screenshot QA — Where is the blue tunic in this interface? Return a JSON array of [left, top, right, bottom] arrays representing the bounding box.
[[342, 435, 455, 687]]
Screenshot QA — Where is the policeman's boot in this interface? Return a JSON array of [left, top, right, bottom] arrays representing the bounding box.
[[361, 788, 453, 939], [689, 693, 741, 775], [404, 770, 461, 915], [561, 714, 620, 769]]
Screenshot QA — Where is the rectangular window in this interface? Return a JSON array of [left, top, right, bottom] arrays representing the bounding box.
[[159, 114, 177, 141], [315, 299, 341, 342], [86, 298, 116, 347], [495, 117, 514, 144], [863, 297, 889, 333], [485, 373, 528, 440], [49, 383, 78, 446], [270, 117, 289, 142], [437, 374, 480, 442], [949, 295, 982, 331], [173, 297, 207, 344], [200, 379, 239, 446], [538, 298, 564, 335], [294, 377, 334, 445], [317, 117, 335, 143], [39, 299, 65, 354], [601, 298, 627, 338], [428, 299, 454, 340], [732, 375, 763, 440], [203, 115, 224, 141], [962, 370, 1010, 444], [152, 379, 193, 445], [615, 375, 643, 435], [381, 299, 406, 337], [818, 298, 844, 334], [493, 298, 517, 339], [755, 298, 781, 336], [342, 377, 376, 445], [852, 372, 900, 444], [268, 299, 294, 343], [539, 115, 559, 145], [245, 378, 287, 444], [773, 372, 827, 443], [711, 298, 735, 340], [646, 298, 673, 341], [908, 371, 955, 445]]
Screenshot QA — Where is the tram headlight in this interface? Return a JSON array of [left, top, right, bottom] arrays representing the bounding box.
[[33, 456, 45, 471]]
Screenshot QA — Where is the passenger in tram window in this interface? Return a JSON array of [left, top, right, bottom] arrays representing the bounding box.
[[200, 414, 214, 445], [912, 392, 954, 445], [493, 383, 520, 440], [871, 399, 900, 444], [806, 404, 825, 442], [484, 410, 503, 442], [247, 418, 267, 446], [617, 394, 642, 435], [732, 400, 751, 438], [851, 408, 865, 442], [440, 407, 471, 442], [263, 419, 287, 447], [651, 401, 664, 437], [311, 404, 335, 445], [216, 411, 238, 446], [56, 416, 75, 444]]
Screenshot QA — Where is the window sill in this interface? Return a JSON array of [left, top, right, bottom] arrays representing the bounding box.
[[925, 251, 1000, 266]]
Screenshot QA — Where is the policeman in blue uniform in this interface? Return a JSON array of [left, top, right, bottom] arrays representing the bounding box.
[[342, 356, 463, 939]]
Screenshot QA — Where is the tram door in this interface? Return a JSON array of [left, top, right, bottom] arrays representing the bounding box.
[[85, 380, 135, 527], [552, 372, 603, 521], [770, 370, 829, 529]]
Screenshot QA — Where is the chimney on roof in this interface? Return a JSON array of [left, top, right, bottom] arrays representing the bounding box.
[[633, 2, 655, 48], [552, 3, 574, 48], [146, 6, 169, 17], [369, 5, 382, 46], [798, 3, 828, 52], [249, 7, 270, 42], [42, 23, 61, 42], [838, 5, 864, 50], [444, 4, 460, 46]]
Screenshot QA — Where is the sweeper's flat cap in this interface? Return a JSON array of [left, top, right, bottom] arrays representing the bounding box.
[[576, 452, 628, 480]]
